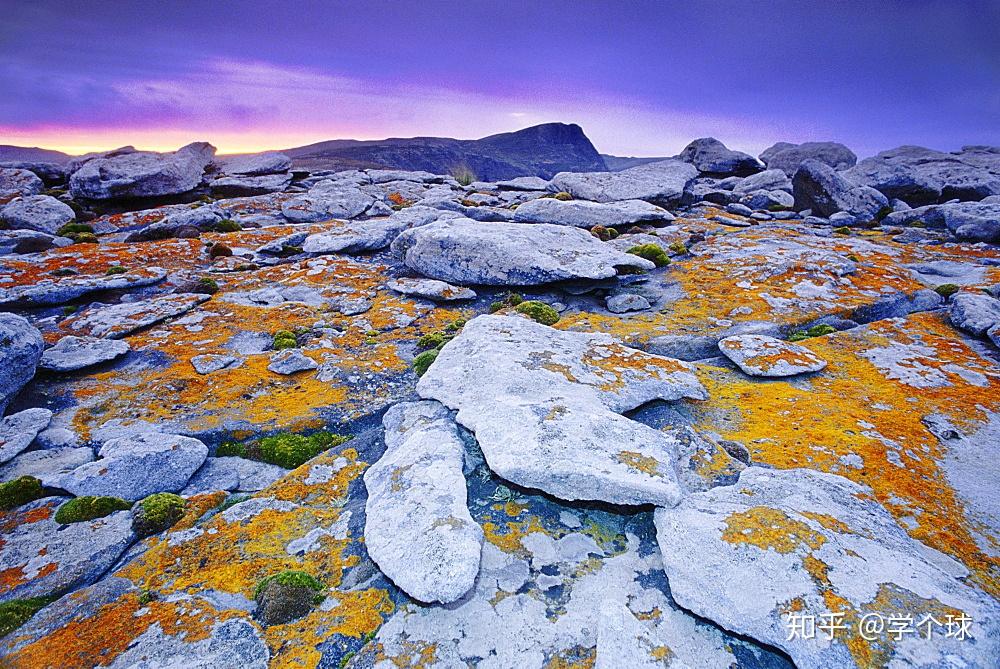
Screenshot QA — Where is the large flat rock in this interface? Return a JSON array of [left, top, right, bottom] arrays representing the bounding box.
[[69, 142, 215, 200], [512, 197, 673, 228], [63, 293, 209, 339], [549, 159, 697, 205]]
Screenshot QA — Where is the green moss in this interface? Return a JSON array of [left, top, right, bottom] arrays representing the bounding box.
[[218, 493, 250, 512], [0, 596, 56, 638], [547, 191, 573, 201], [847, 254, 860, 262], [413, 349, 439, 377], [216, 440, 247, 458], [50, 268, 77, 277], [488, 292, 524, 313], [910, 220, 926, 228], [195, 277, 219, 294], [832, 226, 851, 235], [626, 243, 670, 268], [68, 232, 98, 244], [214, 219, 241, 233], [105, 266, 127, 276], [56, 223, 94, 237], [272, 330, 298, 350], [132, 493, 186, 537], [61, 305, 77, 316], [589, 225, 618, 241], [787, 332, 809, 342], [138, 589, 155, 605], [451, 165, 476, 186], [874, 205, 893, 221], [668, 241, 688, 255], [54, 496, 130, 524], [257, 431, 351, 469], [767, 204, 792, 212], [515, 300, 560, 326], [806, 324, 836, 337], [254, 570, 325, 601], [0, 477, 45, 511], [934, 283, 960, 299], [417, 332, 447, 350]]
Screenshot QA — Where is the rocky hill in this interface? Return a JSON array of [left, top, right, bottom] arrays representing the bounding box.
[[0, 135, 999, 668], [285, 122, 608, 180], [0, 146, 71, 164]]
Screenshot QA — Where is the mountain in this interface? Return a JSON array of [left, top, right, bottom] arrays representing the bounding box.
[[0, 145, 72, 163], [285, 123, 607, 181], [600, 154, 670, 171]]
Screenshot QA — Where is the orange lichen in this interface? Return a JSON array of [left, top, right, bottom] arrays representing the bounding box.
[[721, 506, 826, 554]]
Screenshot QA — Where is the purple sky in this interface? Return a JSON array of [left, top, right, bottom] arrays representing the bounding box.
[[2, 1, 998, 157]]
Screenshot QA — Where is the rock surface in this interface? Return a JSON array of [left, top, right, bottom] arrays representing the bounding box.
[[0, 195, 75, 234], [0, 408, 52, 463], [512, 197, 673, 228], [0, 167, 44, 203], [0, 313, 44, 414], [386, 277, 476, 301], [549, 159, 697, 205], [793, 159, 889, 221], [64, 293, 209, 338], [678, 137, 762, 177], [718, 334, 828, 376], [40, 335, 131, 371], [69, 142, 216, 200], [761, 141, 857, 176]]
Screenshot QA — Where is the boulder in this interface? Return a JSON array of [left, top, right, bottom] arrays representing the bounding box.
[[0, 408, 53, 464], [0, 168, 44, 203], [760, 142, 857, 176], [0, 161, 66, 186], [210, 173, 292, 198], [733, 168, 793, 194], [124, 206, 223, 242], [267, 349, 318, 375], [740, 189, 795, 211], [495, 176, 550, 191], [0, 313, 44, 414], [58, 432, 208, 500], [64, 293, 209, 339], [417, 315, 707, 506], [0, 229, 69, 255], [512, 197, 673, 228], [0, 195, 75, 234], [386, 277, 476, 301], [69, 142, 216, 200], [717, 334, 827, 377], [0, 268, 168, 307], [281, 180, 376, 222], [392, 219, 654, 286], [606, 293, 651, 313], [793, 159, 889, 221], [548, 159, 698, 206], [190, 354, 239, 375], [217, 152, 291, 176], [301, 218, 412, 254], [949, 292, 1000, 337], [364, 401, 483, 604], [677, 138, 762, 177], [0, 497, 135, 602], [654, 467, 1000, 669], [883, 201, 1000, 243], [182, 456, 285, 495], [40, 336, 131, 372], [0, 447, 94, 486]]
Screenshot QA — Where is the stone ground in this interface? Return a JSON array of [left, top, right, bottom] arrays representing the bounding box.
[[0, 151, 999, 668]]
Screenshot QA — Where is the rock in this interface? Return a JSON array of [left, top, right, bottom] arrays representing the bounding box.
[[0, 168, 44, 203], [364, 401, 483, 604], [392, 219, 654, 286], [884, 201, 1000, 243], [0, 497, 135, 602], [123, 206, 223, 242], [92, 617, 269, 669], [183, 456, 285, 495], [0, 313, 44, 414], [760, 142, 857, 176], [64, 293, 209, 339], [69, 142, 216, 200], [718, 334, 827, 377], [218, 152, 291, 176], [190, 354, 239, 375], [512, 197, 673, 228], [740, 189, 795, 211], [949, 292, 1000, 337], [386, 277, 476, 301], [34, 427, 80, 450], [40, 336, 130, 372], [724, 202, 754, 217], [0, 408, 53, 464], [0, 268, 168, 307], [495, 176, 550, 191], [548, 159, 698, 206], [301, 218, 411, 254], [0, 229, 69, 255], [653, 467, 1000, 669], [210, 173, 292, 198], [267, 349, 318, 375], [606, 293, 651, 313], [793, 159, 889, 221], [417, 315, 707, 506], [0, 195, 75, 234], [646, 334, 722, 361], [367, 169, 442, 184], [733, 168, 793, 194], [58, 432, 208, 500], [0, 161, 66, 186], [0, 447, 94, 486], [281, 180, 376, 222], [844, 145, 1000, 205], [990, 324, 1000, 349], [677, 138, 762, 177]]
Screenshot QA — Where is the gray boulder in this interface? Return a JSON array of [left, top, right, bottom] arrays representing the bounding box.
[[949, 292, 1000, 337], [0, 313, 44, 414], [740, 189, 795, 211], [512, 197, 673, 228], [0, 446, 94, 486], [210, 172, 292, 197], [606, 293, 651, 313], [391, 219, 654, 285], [549, 159, 698, 206], [267, 349, 318, 375], [217, 152, 291, 176], [495, 176, 550, 191], [884, 201, 1000, 243], [69, 142, 216, 200], [386, 277, 476, 301], [281, 180, 376, 222], [59, 432, 208, 500], [0, 168, 44, 202], [364, 401, 483, 604], [733, 169, 793, 194], [717, 335, 827, 377], [0, 229, 70, 255], [301, 217, 413, 254], [793, 159, 889, 221], [677, 138, 762, 177], [0, 161, 66, 186], [65, 293, 209, 339], [0, 408, 53, 464], [0, 268, 168, 307], [182, 456, 285, 495], [760, 141, 857, 176], [40, 336, 130, 372], [0, 195, 75, 234]]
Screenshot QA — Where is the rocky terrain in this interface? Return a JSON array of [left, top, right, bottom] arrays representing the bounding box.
[[0, 134, 998, 668]]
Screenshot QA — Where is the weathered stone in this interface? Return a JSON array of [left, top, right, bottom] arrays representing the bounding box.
[[69, 142, 215, 200], [267, 349, 318, 375], [654, 466, 1000, 669], [0, 408, 52, 464], [760, 141, 857, 176], [793, 159, 889, 221], [0, 313, 43, 414], [218, 152, 291, 176], [549, 160, 698, 206], [733, 168, 793, 194], [190, 353, 239, 375], [211, 173, 292, 197], [386, 277, 476, 301], [0, 446, 94, 486], [512, 197, 673, 228], [949, 292, 1000, 337], [495, 176, 550, 191], [417, 315, 706, 506], [677, 138, 762, 177], [884, 201, 1000, 243], [58, 432, 208, 500], [0, 195, 75, 234], [0, 168, 44, 203], [0, 229, 68, 255], [64, 293, 209, 339], [301, 218, 410, 254], [281, 180, 376, 222], [0, 268, 168, 307], [392, 219, 654, 285], [40, 336, 130, 372], [718, 334, 827, 377], [606, 293, 651, 313], [364, 401, 483, 604], [183, 456, 285, 495]]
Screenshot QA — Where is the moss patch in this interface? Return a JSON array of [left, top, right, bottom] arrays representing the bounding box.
[[0, 477, 46, 511], [54, 496, 130, 524], [105, 266, 127, 276], [254, 570, 326, 626], [0, 596, 56, 638], [221, 431, 352, 470], [272, 329, 298, 350], [934, 284, 959, 299], [214, 219, 241, 233], [132, 493, 186, 537], [626, 243, 670, 267], [413, 349, 439, 377], [515, 300, 560, 326]]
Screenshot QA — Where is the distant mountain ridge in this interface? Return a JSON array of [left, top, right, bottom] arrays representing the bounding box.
[[0, 145, 71, 163], [284, 123, 608, 181]]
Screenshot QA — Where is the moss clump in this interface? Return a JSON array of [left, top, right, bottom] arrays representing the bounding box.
[[626, 243, 670, 268], [668, 241, 688, 255], [214, 219, 241, 233], [61, 305, 77, 316], [254, 570, 326, 626], [767, 204, 792, 212], [208, 243, 233, 258], [54, 496, 130, 524], [194, 277, 219, 295], [413, 349, 439, 377], [547, 191, 573, 201], [832, 226, 851, 235], [132, 493, 186, 537], [51, 268, 77, 277], [589, 225, 619, 241], [788, 324, 837, 342], [451, 165, 476, 186], [847, 254, 860, 262], [257, 431, 351, 469], [105, 266, 127, 276], [910, 220, 926, 228], [934, 283, 960, 299], [272, 330, 298, 350], [68, 232, 98, 244], [417, 332, 447, 350], [216, 440, 246, 458], [515, 300, 560, 326], [445, 318, 466, 332], [0, 477, 45, 511], [874, 205, 893, 221], [489, 292, 523, 313], [0, 596, 56, 638], [56, 223, 93, 237]]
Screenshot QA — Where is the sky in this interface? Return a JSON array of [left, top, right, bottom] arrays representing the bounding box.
[[1, 1, 998, 158]]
